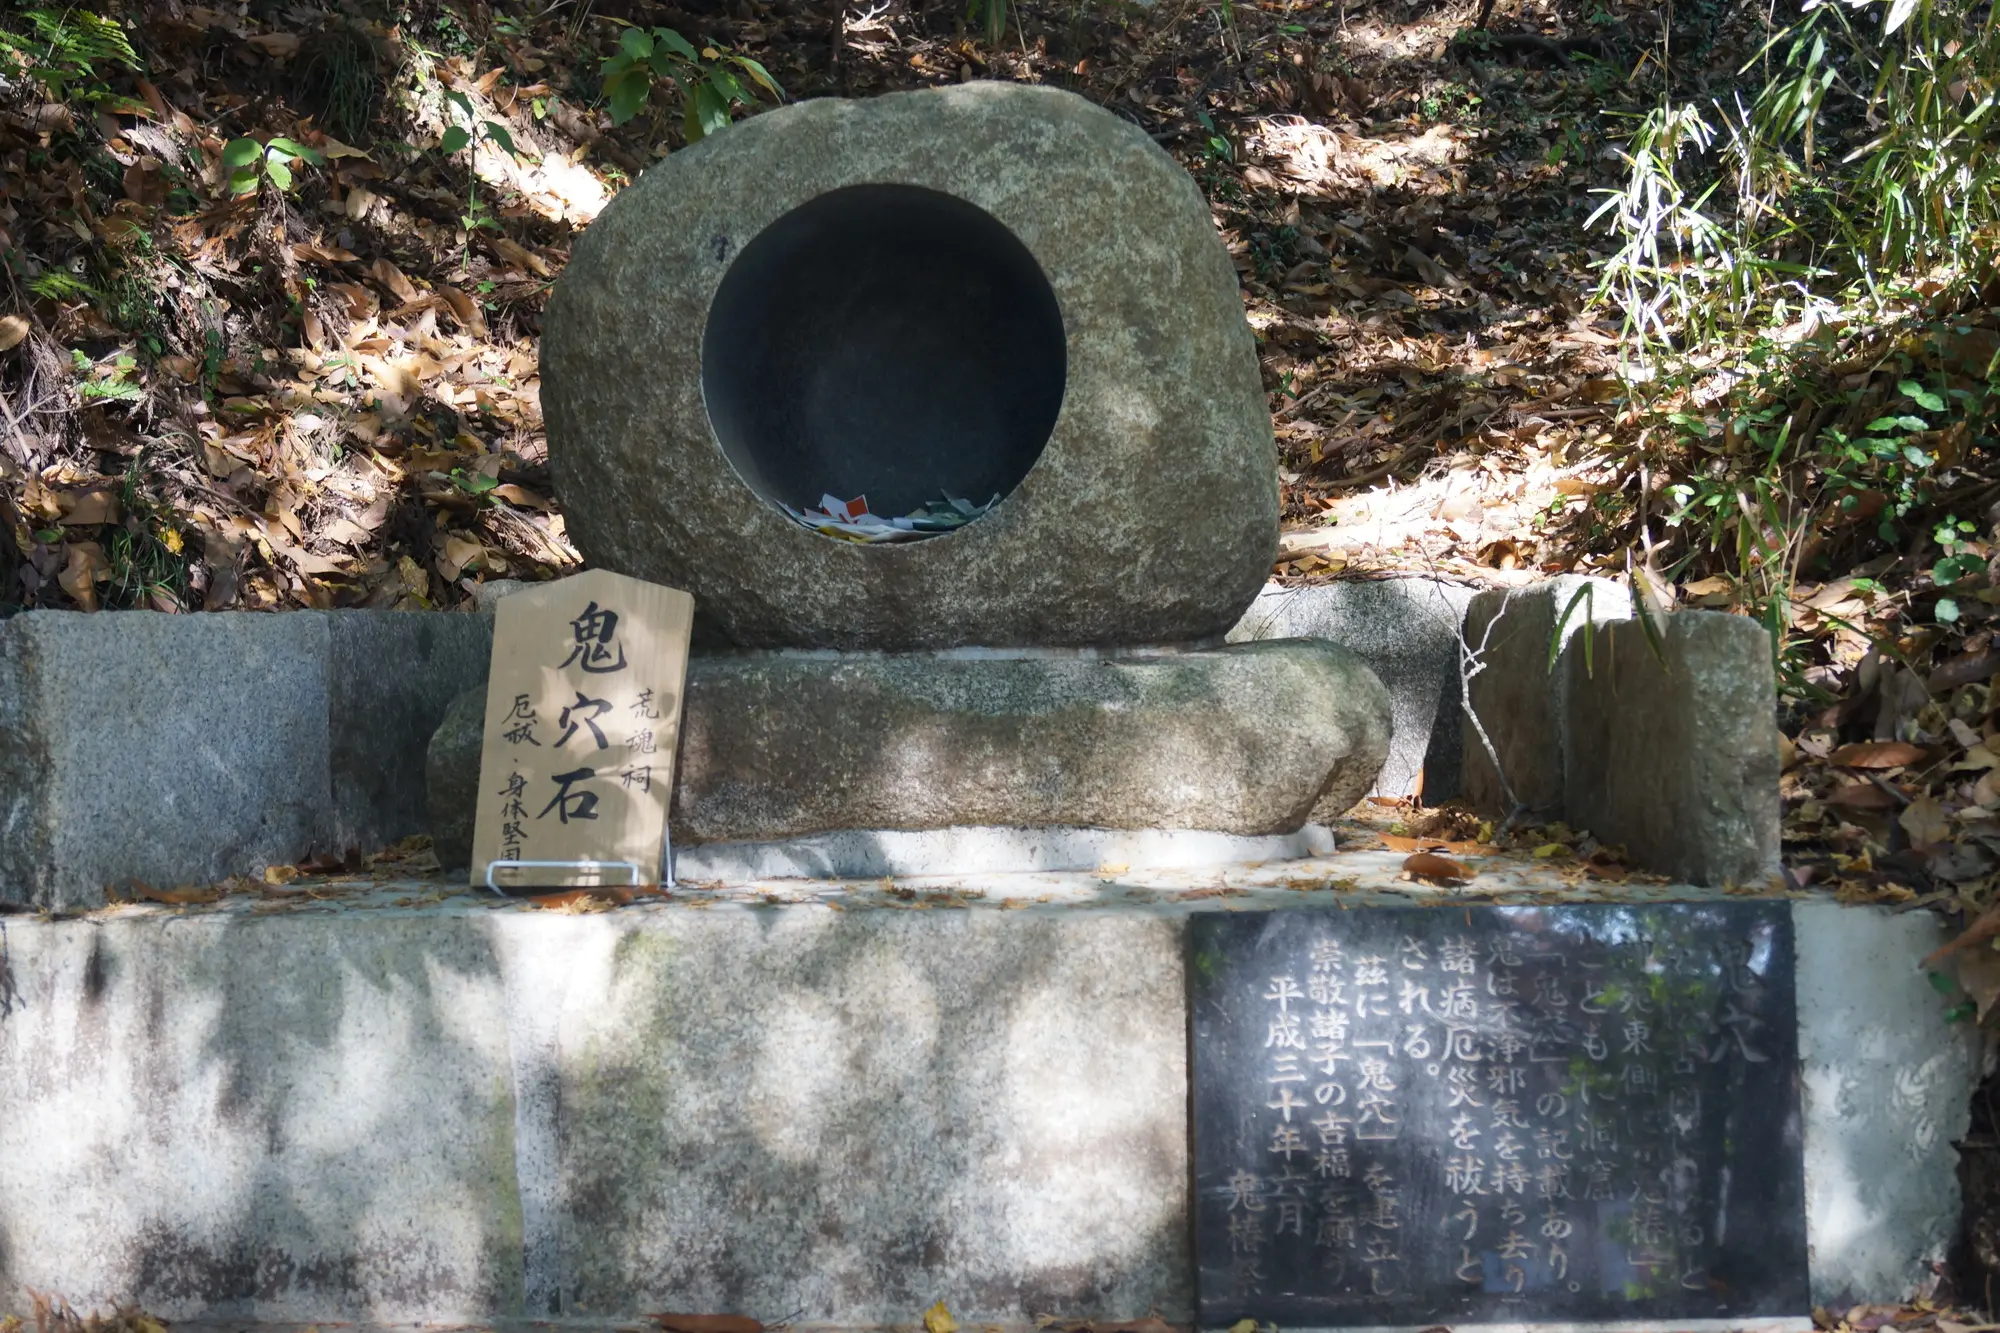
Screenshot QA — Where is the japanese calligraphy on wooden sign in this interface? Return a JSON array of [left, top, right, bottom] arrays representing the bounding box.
[[1190, 904, 1808, 1329], [470, 568, 694, 889]]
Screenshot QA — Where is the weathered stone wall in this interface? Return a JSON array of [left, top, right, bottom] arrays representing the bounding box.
[[0, 903, 1187, 1324], [0, 894, 1972, 1322]]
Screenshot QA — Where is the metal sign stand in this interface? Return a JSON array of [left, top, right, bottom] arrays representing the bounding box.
[[483, 859, 642, 895], [482, 818, 677, 895]]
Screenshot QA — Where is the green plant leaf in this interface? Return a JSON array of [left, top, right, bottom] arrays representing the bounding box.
[[655, 27, 701, 61], [228, 168, 260, 196], [605, 68, 652, 126], [221, 137, 262, 169], [708, 66, 749, 105], [620, 27, 655, 58], [692, 81, 731, 137], [264, 156, 292, 190], [731, 54, 784, 98], [1884, 0, 1920, 35], [1901, 378, 1946, 412], [484, 121, 520, 158], [445, 88, 477, 117], [266, 137, 323, 164], [440, 124, 472, 154], [1937, 596, 1962, 623]]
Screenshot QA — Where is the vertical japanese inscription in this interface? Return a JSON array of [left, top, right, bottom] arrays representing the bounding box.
[[1191, 904, 1807, 1328], [470, 568, 695, 887]]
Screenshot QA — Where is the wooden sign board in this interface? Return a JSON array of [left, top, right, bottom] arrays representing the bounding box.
[[470, 569, 695, 889]]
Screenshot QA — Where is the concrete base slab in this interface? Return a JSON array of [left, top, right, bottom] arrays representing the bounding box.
[[672, 824, 1338, 879], [0, 856, 1974, 1325]]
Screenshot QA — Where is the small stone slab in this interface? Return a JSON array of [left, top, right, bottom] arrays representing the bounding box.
[[1460, 575, 1631, 821], [428, 639, 1393, 864], [1189, 903, 1809, 1329], [1563, 612, 1781, 886], [327, 609, 494, 856], [544, 83, 1277, 650], [1230, 579, 1475, 799], [0, 609, 491, 908]]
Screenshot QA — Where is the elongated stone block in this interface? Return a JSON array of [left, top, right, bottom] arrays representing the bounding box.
[[0, 892, 1968, 1321], [428, 639, 1394, 867]]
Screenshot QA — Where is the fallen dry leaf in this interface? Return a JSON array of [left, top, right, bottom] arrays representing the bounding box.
[[650, 1315, 760, 1333], [1949, 947, 2000, 1022], [317, 135, 371, 160], [923, 1302, 958, 1333], [1924, 902, 2000, 965], [489, 235, 552, 276], [438, 285, 488, 336], [1829, 740, 1931, 769], [140, 883, 225, 905], [1931, 649, 2000, 691], [1404, 851, 1470, 885], [492, 482, 551, 509], [1900, 795, 1950, 845], [1824, 781, 1903, 810], [0, 313, 28, 352], [58, 486, 121, 526], [244, 31, 300, 58], [371, 257, 420, 304], [57, 541, 110, 610], [292, 242, 358, 265]]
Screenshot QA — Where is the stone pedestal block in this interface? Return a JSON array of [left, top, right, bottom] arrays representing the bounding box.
[[1460, 575, 1631, 820], [0, 609, 492, 908], [1562, 611, 1782, 885], [544, 83, 1276, 650], [428, 639, 1393, 868]]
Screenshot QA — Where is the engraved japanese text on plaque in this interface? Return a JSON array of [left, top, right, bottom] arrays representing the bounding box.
[[1190, 904, 1808, 1328], [470, 568, 694, 889]]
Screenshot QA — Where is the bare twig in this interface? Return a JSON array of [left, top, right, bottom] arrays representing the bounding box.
[[1416, 549, 1526, 823]]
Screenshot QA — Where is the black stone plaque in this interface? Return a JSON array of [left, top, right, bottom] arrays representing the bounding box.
[[1190, 904, 1808, 1328]]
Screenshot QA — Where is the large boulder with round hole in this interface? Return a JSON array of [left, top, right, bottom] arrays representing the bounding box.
[[543, 82, 1277, 651]]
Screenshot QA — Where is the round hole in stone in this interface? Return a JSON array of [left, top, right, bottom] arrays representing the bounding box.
[[701, 184, 1067, 530]]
